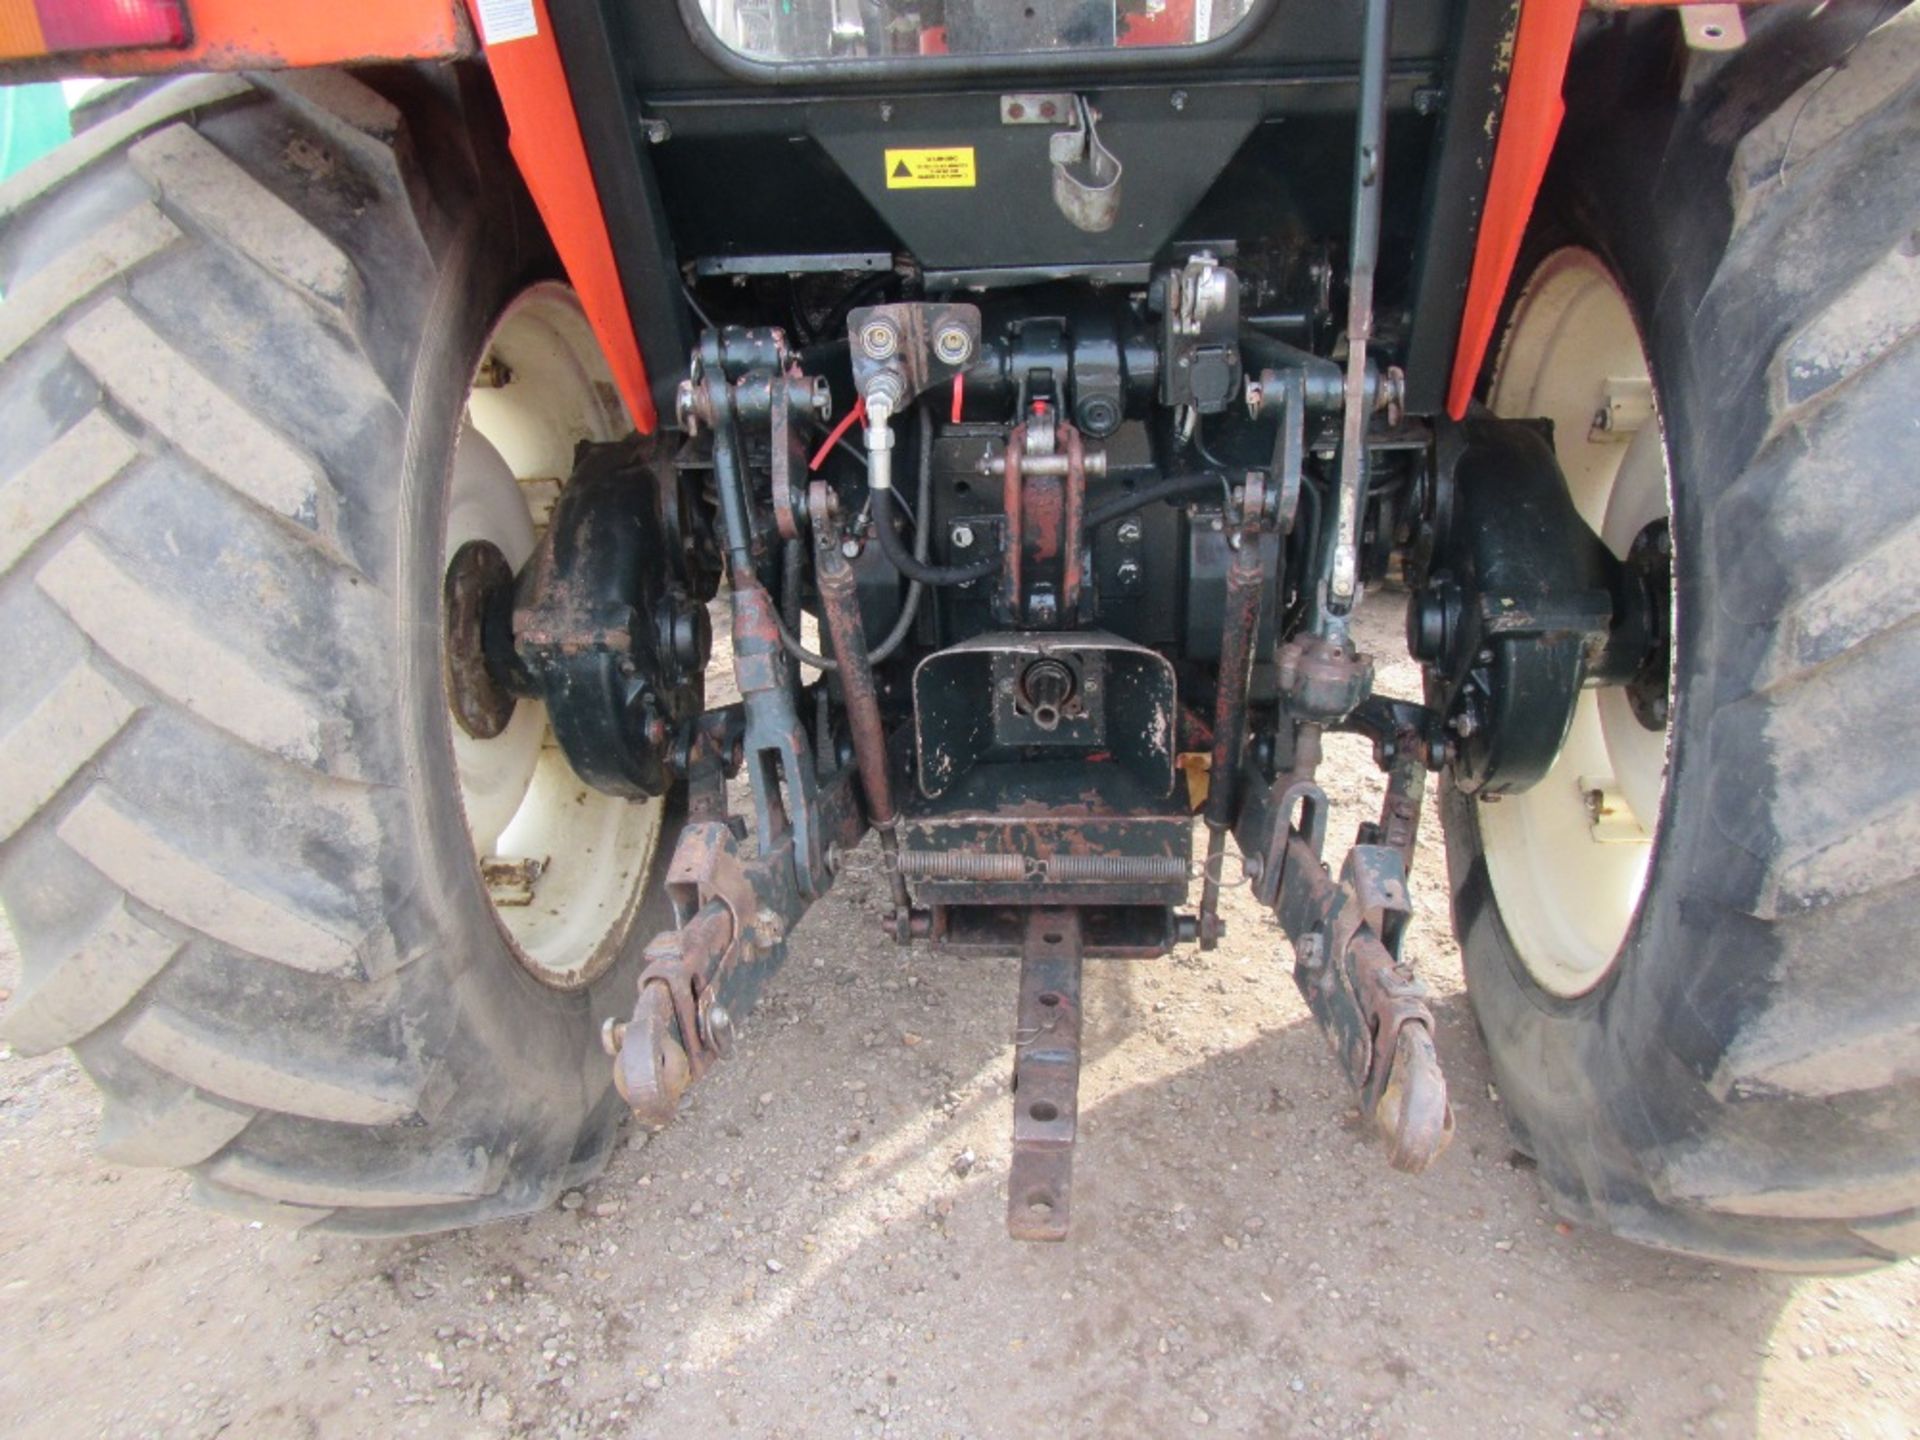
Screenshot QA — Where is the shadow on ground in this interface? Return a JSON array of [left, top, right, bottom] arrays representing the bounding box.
[[3, 595, 1912, 1438]]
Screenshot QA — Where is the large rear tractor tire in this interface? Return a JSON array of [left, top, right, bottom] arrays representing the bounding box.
[[0, 69, 677, 1234], [1446, 8, 1920, 1271]]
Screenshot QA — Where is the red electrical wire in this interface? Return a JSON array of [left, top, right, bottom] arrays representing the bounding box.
[[950, 372, 964, 424], [809, 395, 866, 472]]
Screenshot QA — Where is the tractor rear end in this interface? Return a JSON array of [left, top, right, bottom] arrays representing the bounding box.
[[1, 0, 1916, 1270]]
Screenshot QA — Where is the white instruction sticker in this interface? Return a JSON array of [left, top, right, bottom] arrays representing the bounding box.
[[475, 0, 539, 44]]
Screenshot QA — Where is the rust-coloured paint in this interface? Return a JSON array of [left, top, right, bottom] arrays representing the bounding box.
[[1006, 907, 1084, 1240], [1445, 0, 1582, 418], [465, 0, 658, 431], [6, 0, 472, 75], [816, 551, 896, 828]]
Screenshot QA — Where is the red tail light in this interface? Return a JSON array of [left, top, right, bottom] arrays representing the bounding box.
[[1, 0, 188, 61]]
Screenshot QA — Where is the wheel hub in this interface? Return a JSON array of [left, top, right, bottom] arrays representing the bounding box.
[[442, 283, 689, 991], [1465, 246, 1673, 996], [444, 436, 717, 802], [442, 538, 518, 740], [1406, 416, 1665, 797]]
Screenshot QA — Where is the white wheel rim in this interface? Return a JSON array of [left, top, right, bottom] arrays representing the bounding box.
[[444, 284, 666, 989], [1480, 248, 1673, 997]]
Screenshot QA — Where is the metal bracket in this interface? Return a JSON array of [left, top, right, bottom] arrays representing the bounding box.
[[615, 902, 730, 1125], [1198, 473, 1273, 948], [1260, 366, 1308, 534], [1007, 909, 1085, 1240], [1228, 713, 1453, 1174], [1587, 375, 1654, 442], [1243, 770, 1330, 911], [1048, 95, 1122, 234], [1282, 838, 1453, 1172], [1000, 92, 1077, 125], [616, 819, 776, 1125], [1680, 4, 1745, 51], [612, 796, 863, 1127]]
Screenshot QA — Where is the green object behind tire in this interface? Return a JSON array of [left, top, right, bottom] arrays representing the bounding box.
[[0, 83, 70, 181]]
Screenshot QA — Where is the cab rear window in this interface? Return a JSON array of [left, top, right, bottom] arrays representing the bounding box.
[[695, 0, 1259, 63]]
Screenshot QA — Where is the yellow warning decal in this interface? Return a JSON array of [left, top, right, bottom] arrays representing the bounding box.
[[884, 147, 977, 189]]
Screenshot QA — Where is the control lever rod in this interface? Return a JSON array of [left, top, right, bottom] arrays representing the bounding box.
[[1326, 0, 1393, 619]]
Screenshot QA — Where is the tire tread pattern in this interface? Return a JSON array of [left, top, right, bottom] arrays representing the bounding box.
[[1457, 11, 1920, 1271], [1644, 21, 1920, 1255], [0, 73, 616, 1232]]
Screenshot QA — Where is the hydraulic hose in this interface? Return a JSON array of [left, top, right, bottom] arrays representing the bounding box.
[[866, 419, 936, 658], [867, 401, 1001, 586], [775, 537, 837, 672], [1082, 471, 1225, 533], [770, 591, 836, 672], [773, 408, 936, 672], [871, 483, 1000, 587]]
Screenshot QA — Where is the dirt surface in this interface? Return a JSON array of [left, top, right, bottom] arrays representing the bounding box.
[[3, 597, 1916, 1440]]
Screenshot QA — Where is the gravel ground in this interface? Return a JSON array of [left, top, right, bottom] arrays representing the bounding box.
[[2, 597, 1916, 1439]]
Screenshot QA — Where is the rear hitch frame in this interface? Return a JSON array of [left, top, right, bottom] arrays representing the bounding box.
[[1007, 908, 1086, 1240]]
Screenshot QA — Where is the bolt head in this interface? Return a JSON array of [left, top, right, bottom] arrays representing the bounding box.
[[702, 1001, 736, 1057], [860, 320, 899, 360], [1116, 517, 1143, 544], [934, 325, 974, 365], [951, 523, 976, 550], [1383, 365, 1406, 425], [1076, 396, 1120, 436], [600, 1018, 626, 1057]]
